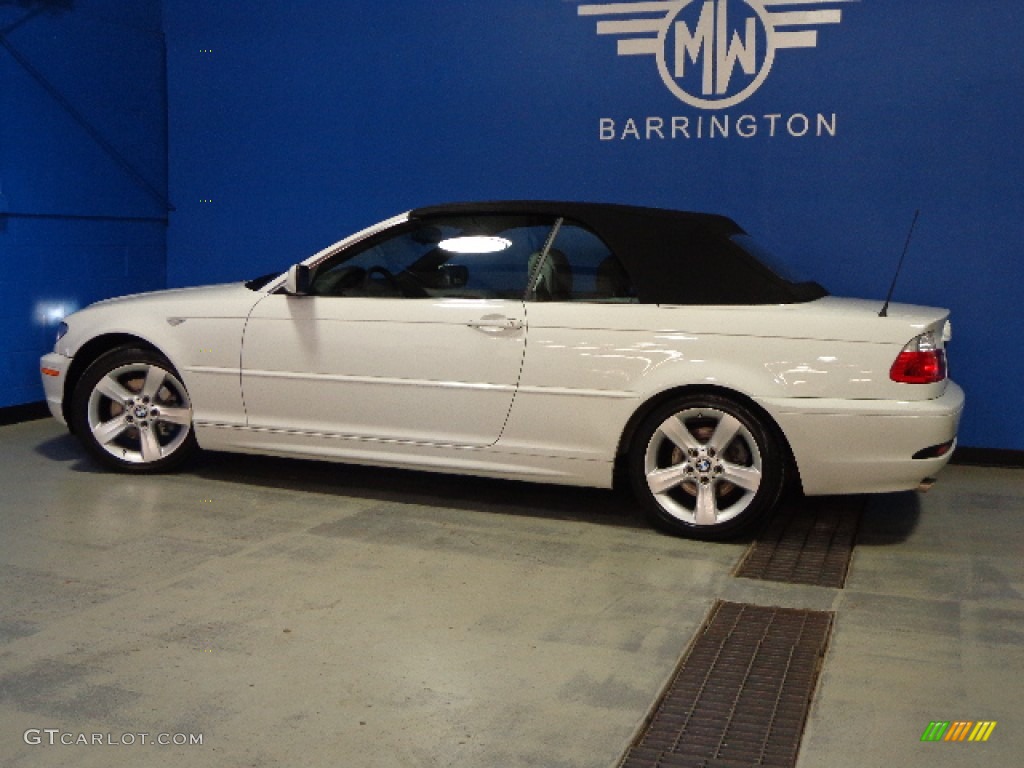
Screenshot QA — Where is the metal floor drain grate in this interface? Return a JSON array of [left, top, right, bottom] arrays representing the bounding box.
[[620, 601, 833, 768], [734, 496, 863, 589]]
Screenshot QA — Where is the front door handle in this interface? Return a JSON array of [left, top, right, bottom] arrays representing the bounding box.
[[467, 314, 523, 332]]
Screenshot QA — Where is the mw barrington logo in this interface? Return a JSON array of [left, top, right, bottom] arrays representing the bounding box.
[[578, 0, 855, 110]]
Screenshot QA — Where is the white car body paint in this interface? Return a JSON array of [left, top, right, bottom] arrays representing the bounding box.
[[41, 209, 963, 499]]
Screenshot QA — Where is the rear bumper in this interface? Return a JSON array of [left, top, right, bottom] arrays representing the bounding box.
[[759, 381, 965, 496], [39, 352, 71, 426]]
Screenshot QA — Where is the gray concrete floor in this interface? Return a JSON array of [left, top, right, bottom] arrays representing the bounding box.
[[0, 418, 1021, 767]]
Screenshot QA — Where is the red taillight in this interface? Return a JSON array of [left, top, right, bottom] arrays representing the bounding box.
[[890, 333, 947, 384]]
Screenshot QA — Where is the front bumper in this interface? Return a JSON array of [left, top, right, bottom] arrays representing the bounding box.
[[759, 381, 965, 496], [40, 352, 72, 426]]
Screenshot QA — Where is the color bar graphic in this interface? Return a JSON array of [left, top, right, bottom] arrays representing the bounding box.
[[920, 721, 949, 741], [921, 720, 996, 742], [968, 721, 998, 742]]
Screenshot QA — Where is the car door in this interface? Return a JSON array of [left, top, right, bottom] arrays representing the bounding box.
[[500, 219, 648, 460], [241, 214, 558, 447]]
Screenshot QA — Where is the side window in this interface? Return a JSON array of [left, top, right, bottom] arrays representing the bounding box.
[[533, 223, 637, 303], [309, 215, 556, 299]]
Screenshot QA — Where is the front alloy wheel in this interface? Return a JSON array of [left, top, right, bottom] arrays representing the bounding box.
[[72, 347, 197, 472], [629, 394, 784, 539]]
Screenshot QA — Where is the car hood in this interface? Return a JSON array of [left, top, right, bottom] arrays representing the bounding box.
[[54, 282, 267, 359], [89, 282, 265, 317]]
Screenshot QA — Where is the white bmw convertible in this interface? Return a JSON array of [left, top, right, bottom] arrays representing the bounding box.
[[40, 202, 964, 538]]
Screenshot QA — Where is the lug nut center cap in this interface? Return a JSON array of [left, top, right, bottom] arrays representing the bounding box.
[[695, 458, 713, 473], [134, 406, 149, 420]]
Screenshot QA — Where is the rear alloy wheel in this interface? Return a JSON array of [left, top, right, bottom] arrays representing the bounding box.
[[629, 394, 784, 539], [71, 347, 198, 473]]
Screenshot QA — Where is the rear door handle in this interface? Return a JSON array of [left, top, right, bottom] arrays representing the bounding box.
[[467, 314, 523, 332]]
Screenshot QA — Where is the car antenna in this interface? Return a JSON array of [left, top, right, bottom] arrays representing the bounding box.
[[879, 209, 920, 318]]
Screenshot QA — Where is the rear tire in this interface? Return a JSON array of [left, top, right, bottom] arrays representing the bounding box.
[[71, 347, 198, 473], [628, 393, 784, 540]]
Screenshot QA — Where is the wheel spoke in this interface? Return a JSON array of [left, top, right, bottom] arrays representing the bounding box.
[[141, 365, 167, 399], [721, 461, 761, 492], [639, 401, 773, 533], [95, 374, 133, 404], [694, 483, 718, 525], [647, 465, 689, 495], [659, 416, 701, 454], [92, 415, 129, 445], [156, 406, 191, 426], [83, 356, 196, 468], [139, 427, 163, 462], [708, 413, 743, 454]]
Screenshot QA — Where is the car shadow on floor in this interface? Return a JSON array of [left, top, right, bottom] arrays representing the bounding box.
[[856, 490, 922, 545], [35, 430, 917, 543], [34, 432, 106, 473], [190, 450, 652, 532]]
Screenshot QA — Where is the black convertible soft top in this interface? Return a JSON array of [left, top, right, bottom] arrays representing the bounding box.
[[410, 201, 824, 305]]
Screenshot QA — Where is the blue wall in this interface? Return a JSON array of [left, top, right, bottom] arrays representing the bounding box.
[[0, 0, 168, 407], [162, 1, 1024, 451], [7, 2, 1022, 452]]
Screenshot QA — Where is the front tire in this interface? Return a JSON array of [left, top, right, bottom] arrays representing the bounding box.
[[628, 393, 784, 539], [71, 347, 198, 473]]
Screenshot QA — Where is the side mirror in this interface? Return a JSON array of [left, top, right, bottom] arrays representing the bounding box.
[[284, 264, 311, 295]]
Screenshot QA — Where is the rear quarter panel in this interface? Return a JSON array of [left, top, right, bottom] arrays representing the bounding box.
[[498, 300, 951, 465]]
